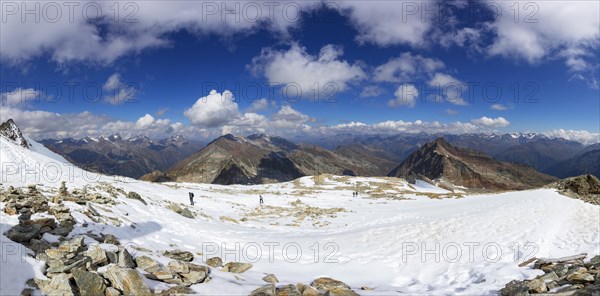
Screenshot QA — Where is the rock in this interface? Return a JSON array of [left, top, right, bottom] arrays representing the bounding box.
[[222, 262, 252, 273], [117, 247, 135, 268], [310, 277, 350, 291], [499, 280, 530, 296], [85, 244, 108, 266], [206, 257, 223, 268], [135, 256, 161, 273], [6, 223, 42, 243], [553, 263, 570, 277], [538, 271, 559, 282], [590, 255, 600, 267], [180, 208, 194, 219], [102, 234, 120, 245], [72, 268, 106, 296], [157, 285, 194, 295], [163, 250, 194, 262], [526, 278, 547, 293], [263, 274, 279, 284], [106, 251, 118, 264], [167, 261, 189, 274], [28, 239, 52, 255], [276, 284, 301, 296], [180, 263, 209, 285], [567, 271, 595, 283], [126, 191, 147, 205], [46, 257, 90, 273], [104, 287, 121, 296], [250, 284, 276, 296], [104, 264, 152, 296], [297, 284, 320, 296], [39, 273, 75, 296], [546, 281, 560, 290]]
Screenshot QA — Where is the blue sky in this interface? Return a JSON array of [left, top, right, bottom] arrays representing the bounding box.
[[1, 1, 598, 143]]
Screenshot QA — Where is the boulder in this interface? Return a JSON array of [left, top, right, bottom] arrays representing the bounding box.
[[310, 278, 358, 296], [222, 262, 252, 273], [499, 280, 530, 296], [157, 285, 194, 295], [102, 234, 120, 245], [72, 268, 106, 296], [296, 284, 319, 296], [135, 256, 161, 273], [180, 263, 209, 285], [39, 273, 75, 296], [163, 250, 194, 262], [104, 264, 152, 296], [276, 284, 301, 296], [85, 245, 108, 266], [167, 261, 190, 274], [205, 257, 223, 268], [525, 278, 547, 293], [104, 287, 121, 296], [250, 284, 276, 296], [117, 247, 135, 268], [263, 274, 279, 284], [126, 191, 147, 205], [567, 271, 595, 283]]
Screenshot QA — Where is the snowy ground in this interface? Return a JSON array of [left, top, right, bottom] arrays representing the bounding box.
[[1, 136, 599, 295]]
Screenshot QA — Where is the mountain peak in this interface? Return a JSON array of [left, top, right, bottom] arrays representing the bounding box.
[[0, 119, 30, 148]]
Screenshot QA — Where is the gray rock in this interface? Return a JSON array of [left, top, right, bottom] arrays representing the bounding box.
[[106, 251, 118, 264], [102, 234, 120, 245], [276, 284, 301, 296], [72, 268, 106, 296], [104, 287, 121, 296], [163, 250, 194, 262], [222, 262, 252, 273], [262, 274, 279, 284], [135, 256, 161, 273], [39, 273, 75, 296], [310, 277, 358, 296], [250, 284, 276, 296], [104, 264, 152, 296], [180, 263, 209, 285], [205, 257, 223, 268], [85, 245, 108, 266], [126, 191, 147, 205], [6, 223, 42, 243], [499, 280, 530, 296], [538, 271, 559, 282], [525, 278, 547, 293], [46, 257, 90, 273], [167, 260, 189, 274], [553, 263, 570, 277], [157, 285, 195, 295], [566, 271, 595, 283], [117, 247, 135, 268]]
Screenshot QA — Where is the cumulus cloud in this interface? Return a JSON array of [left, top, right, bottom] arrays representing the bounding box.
[[184, 90, 240, 128], [246, 98, 271, 113], [102, 73, 138, 104], [331, 1, 434, 46], [250, 43, 366, 96], [1, 88, 42, 107], [374, 53, 445, 83], [542, 129, 600, 145], [388, 84, 419, 108], [470, 116, 510, 128]]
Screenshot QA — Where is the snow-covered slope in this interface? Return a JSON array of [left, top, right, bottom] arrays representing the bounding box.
[[1, 136, 599, 295]]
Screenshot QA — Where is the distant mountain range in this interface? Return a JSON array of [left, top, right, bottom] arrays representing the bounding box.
[[298, 132, 597, 177], [388, 138, 557, 191], [156, 133, 394, 184], [41, 135, 204, 178], [40, 130, 599, 184]]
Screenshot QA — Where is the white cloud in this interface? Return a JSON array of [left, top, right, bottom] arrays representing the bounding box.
[[250, 43, 366, 96], [470, 116, 510, 128], [0, 1, 317, 65], [490, 104, 508, 111], [388, 84, 419, 108], [542, 129, 600, 145], [1, 88, 42, 107], [246, 98, 271, 113], [331, 1, 433, 46], [374, 53, 445, 83], [102, 73, 137, 104], [427, 73, 468, 105], [184, 89, 240, 128], [135, 114, 156, 129], [483, 1, 599, 87]]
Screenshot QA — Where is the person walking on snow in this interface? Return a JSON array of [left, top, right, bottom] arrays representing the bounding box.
[[259, 195, 264, 205], [189, 192, 195, 206]]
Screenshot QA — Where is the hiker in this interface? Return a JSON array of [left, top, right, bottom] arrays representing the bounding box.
[[259, 195, 264, 205], [352, 191, 356, 197], [189, 192, 194, 206]]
